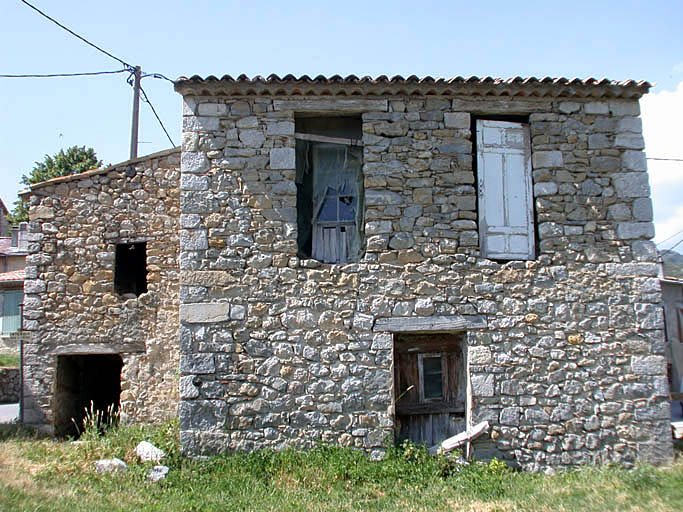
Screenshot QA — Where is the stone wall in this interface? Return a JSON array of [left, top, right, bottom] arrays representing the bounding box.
[[0, 367, 20, 403], [176, 89, 672, 470], [0, 331, 29, 355], [22, 149, 181, 432]]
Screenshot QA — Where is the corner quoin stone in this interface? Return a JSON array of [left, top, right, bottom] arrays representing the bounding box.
[[179, 303, 230, 323]]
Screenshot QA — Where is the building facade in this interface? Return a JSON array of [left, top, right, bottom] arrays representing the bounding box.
[[22, 75, 672, 471]]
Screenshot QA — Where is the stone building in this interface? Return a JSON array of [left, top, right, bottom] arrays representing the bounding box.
[[22, 74, 672, 471], [0, 223, 28, 352], [21, 149, 180, 436]]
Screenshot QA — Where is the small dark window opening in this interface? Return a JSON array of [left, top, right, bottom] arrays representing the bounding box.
[[114, 242, 147, 296]]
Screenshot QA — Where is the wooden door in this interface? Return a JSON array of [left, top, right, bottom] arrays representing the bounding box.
[[394, 334, 466, 446]]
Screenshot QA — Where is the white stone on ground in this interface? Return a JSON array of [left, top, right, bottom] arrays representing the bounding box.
[[95, 458, 127, 473], [147, 465, 169, 482], [136, 441, 165, 463]]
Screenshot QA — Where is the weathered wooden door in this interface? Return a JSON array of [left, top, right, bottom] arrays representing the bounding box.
[[394, 334, 466, 446]]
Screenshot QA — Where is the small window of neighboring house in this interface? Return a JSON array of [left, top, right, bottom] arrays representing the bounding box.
[[476, 119, 535, 260], [295, 117, 364, 264], [114, 242, 147, 297], [0, 289, 23, 334]]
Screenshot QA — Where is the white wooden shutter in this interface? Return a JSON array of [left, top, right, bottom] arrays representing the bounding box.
[[476, 120, 535, 260]]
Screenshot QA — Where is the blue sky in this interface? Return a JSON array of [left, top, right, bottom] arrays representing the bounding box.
[[1, 0, 682, 249]]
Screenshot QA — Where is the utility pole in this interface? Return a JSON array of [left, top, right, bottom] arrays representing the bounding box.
[[129, 66, 141, 160]]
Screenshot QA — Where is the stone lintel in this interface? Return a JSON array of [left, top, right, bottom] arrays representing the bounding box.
[[451, 98, 552, 113], [273, 99, 389, 113], [49, 343, 145, 355], [373, 315, 486, 333]]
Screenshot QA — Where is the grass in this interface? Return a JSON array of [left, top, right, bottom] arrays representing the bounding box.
[[0, 421, 682, 511], [0, 353, 19, 367]]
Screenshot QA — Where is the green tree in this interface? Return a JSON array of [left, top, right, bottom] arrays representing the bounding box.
[[7, 146, 102, 224]]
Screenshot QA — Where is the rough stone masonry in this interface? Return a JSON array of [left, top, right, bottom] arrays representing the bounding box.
[[22, 149, 181, 430], [171, 76, 671, 471], [22, 75, 672, 472]]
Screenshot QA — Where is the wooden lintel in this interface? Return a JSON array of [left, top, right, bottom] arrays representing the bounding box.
[[295, 133, 363, 146], [49, 343, 145, 356], [396, 403, 465, 416], [374, 315, 486, 333]]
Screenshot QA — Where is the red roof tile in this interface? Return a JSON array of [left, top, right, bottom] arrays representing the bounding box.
[[0, 269, 24, 283], [174, 74, 651, 99]]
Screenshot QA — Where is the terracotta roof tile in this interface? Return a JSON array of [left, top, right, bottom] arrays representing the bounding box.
[[0, 269, 24, 283], [174, 74, 651, 99]]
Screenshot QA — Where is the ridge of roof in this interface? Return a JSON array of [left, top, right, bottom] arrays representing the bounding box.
[[23, 147, 181, 194], [174, 74, 651, 99]]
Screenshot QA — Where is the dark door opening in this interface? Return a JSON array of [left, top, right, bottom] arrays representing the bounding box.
[[53, 354, 123, 438], [394, 333, 466, 446]]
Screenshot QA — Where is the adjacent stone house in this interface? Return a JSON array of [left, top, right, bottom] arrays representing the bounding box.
[[21, 149, 180, 436], [0, 223, 28, 353], [23, 74, 672, 471]]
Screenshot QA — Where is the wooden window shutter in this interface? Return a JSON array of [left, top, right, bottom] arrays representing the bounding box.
[[476, 119, 535, 260]]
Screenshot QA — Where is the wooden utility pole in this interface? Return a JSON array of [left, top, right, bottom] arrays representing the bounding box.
[[129, 66, 141, 160]]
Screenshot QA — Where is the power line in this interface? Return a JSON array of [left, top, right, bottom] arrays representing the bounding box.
[[647, 157, 683, 162], [20, 0, 133, 70], [0, 69, 128, 78], [661, 238, 683, 256], [142, 72, 174, 84], [139, 85, 175, 147], [656, 229, 683, 247]]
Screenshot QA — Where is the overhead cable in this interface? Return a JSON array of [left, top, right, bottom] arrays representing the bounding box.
[[0, 69, 128, 78], [661, 238, 683, 256], [656, 229, 683, 247], [20, 0, 133, 70], [139, 85, 175, 147]]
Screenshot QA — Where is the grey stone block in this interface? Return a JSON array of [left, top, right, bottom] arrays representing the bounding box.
[[181, 152, 209, 174], [534, 182, 558, 196], [269, 148, 295, 169], [444, 112, 470, 128], [471, 374, 494, 397], [616, 222, 654, 240], [584, 101, 609, 114], [614, 133, 645, 150], [613, 173, 650, 198], [632, 198, 653, 221], [532, 151, 563, 168], [179, 303, 229, 324], [180, 355, 216, 375]]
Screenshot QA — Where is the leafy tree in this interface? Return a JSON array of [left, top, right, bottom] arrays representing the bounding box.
[[7, 146, 102, 224]]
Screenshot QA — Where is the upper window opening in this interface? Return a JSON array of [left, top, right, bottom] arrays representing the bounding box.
[[475, 118, 535, 260], [114, 242, 147, 296], [295, 116, 364, 264]]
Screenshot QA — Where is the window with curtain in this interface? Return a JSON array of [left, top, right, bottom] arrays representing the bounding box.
[[295, 117, 364, 264]]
